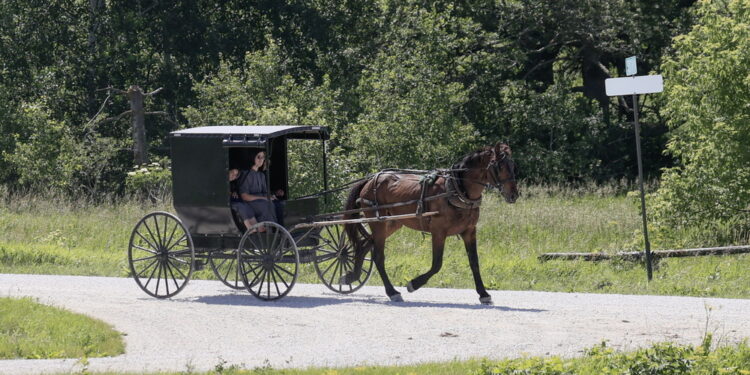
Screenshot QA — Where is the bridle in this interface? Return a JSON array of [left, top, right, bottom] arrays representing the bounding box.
[[443, 146, 517, 209], [487, 151, 516, 193]]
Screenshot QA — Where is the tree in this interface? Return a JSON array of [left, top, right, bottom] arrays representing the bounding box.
[[183, 41, 345, 196], [346, 3, 478, 172], [650, 0, 750, 233]]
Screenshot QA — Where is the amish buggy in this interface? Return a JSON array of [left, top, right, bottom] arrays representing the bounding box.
[[128, 125, 518, 304]]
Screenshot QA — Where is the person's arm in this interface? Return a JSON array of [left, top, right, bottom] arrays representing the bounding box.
[[239, 171, 268, 201], [241, 193, 267, 201]]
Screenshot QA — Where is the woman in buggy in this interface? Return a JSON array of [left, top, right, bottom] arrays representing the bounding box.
[[230, 150, 284, 231]]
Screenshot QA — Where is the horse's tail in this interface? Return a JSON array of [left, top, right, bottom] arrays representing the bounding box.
[[342, 178, 373, 284], [344, 178, 369, 244]]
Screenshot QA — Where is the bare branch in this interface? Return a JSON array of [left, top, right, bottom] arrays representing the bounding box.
[[145, 111, 179, 126], [522, 57, 564, 81], [100, 110, 133, 124], [97, 86, 127, 95], [140, 0, 159, 16], [145, 87, 163, 96], [594, 60, 612, 77], [85, 92, 112, 127], [618, 96, 631, 112]]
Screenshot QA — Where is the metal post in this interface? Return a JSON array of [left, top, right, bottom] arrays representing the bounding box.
[[632, 94, 653, 280], [322, 139, 329, 206], [265, 142, 272, 200]]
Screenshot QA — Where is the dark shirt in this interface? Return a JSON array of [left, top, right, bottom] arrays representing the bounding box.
[[239, 169, 268, 197], [229, 170, 245, 202]]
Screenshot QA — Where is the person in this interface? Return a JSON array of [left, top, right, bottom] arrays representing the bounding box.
[[229, 168, 257, 231], [239, 151, 281, 225]]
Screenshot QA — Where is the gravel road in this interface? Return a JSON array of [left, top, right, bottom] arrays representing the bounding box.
[[1, 273, 749, 374]]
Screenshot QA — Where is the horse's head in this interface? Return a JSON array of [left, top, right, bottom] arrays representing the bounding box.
[[488, 142, 519, 203]]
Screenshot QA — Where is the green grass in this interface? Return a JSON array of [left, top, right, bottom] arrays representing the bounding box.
[[73, 341, 750, 374], [1, 184, 749, 298], [0, 297, 124, 359]]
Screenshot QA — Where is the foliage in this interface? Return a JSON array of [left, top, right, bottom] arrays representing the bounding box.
[[125, 160, 172, 202], [496, 79, 609, 182], [2, 103, 128, 195], [1, 104, 75, 191], [346, 3, 479, 172], [0, 0, 701, 196], [183, 40, 345, 196], [0, 297, 124, 359], [650, 0, 750, 234], [474, 341, 750, 375], [183, 40, 344, 128]]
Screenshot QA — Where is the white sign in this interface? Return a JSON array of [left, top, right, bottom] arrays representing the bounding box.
[[625, 56, 637, 76], [605, 75, 663, 96]]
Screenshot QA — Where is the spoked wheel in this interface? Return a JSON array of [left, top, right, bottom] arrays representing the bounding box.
[[128, 212, 194, 298], [237, 222, 299, 301], [313, 224, 373, 294], [208, 249, 243, 290]]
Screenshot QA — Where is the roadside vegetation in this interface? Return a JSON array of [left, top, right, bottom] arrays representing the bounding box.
[[2, 183, 749, 299], [0, 297, 124, 359], [64, 341, 750, 374]]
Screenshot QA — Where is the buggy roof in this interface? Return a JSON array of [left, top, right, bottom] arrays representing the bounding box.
[[170, 125, 329, 140]]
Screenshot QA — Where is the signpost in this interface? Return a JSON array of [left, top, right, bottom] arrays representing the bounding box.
[[605, 56, 663, 281]]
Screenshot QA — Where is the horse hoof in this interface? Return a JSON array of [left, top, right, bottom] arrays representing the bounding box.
[[479, 296, 493, 305], [390, 294, 403, 302], [406, 282, 415, 293]]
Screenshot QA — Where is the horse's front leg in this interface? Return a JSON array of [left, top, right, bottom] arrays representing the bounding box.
[[462, 227, 492, 305], [406, 232, 446, 293]]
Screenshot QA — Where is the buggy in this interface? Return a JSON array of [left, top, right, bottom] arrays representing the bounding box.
[[128, 125, 381, 300]]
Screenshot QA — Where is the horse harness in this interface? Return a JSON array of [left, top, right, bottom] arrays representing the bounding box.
[[355, 169, 485, 217]]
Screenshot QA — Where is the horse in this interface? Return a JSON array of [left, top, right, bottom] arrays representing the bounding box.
[[342, 142, 518, 305]]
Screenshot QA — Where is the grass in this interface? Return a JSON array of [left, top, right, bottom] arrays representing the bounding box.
[[0, 297, 124, 359], [1, 184, 749, 299], [66, 341, 750, 374]]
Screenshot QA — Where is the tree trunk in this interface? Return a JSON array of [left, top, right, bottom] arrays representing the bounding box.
[[86, 0, 105, 114], [128, 85, 149, 165]]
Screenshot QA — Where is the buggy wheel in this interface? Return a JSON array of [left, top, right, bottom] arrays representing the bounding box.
[[238, 222, 299, 300], [128, 212, 194, 298], [314, 224, 373, 294], [208, 249, 243, 290]]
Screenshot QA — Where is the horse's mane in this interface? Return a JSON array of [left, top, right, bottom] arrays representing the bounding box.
[[449, 146, 493, 192], [451, 146, 492, 171], [449, 144, 511, 191]]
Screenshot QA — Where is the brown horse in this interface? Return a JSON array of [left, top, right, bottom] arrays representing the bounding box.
[[343, 142, 518, 305]]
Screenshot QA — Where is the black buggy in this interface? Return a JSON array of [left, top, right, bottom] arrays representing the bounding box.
[[127, 125, 378, 300]]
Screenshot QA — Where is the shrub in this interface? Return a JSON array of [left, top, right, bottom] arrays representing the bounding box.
[[650, 0, 750, 239], [125, 160, 172, 202]]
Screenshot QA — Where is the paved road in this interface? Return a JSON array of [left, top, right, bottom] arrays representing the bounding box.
[[1, 274, 749, 374]]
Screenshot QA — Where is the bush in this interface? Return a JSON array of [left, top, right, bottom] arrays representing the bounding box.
[[650, 0, 750, 239], [125, 161, 172, 202], [475, 341, 750, 375]]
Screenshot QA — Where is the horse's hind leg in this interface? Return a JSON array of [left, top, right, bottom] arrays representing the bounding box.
[[341, 224, 369, 284], [370, 230, 402, 302], [462, 227, 493, 305], [406, 232, 446, 293]]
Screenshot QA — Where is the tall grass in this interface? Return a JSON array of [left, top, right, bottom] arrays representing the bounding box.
[[1, 183, 749, 298]]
